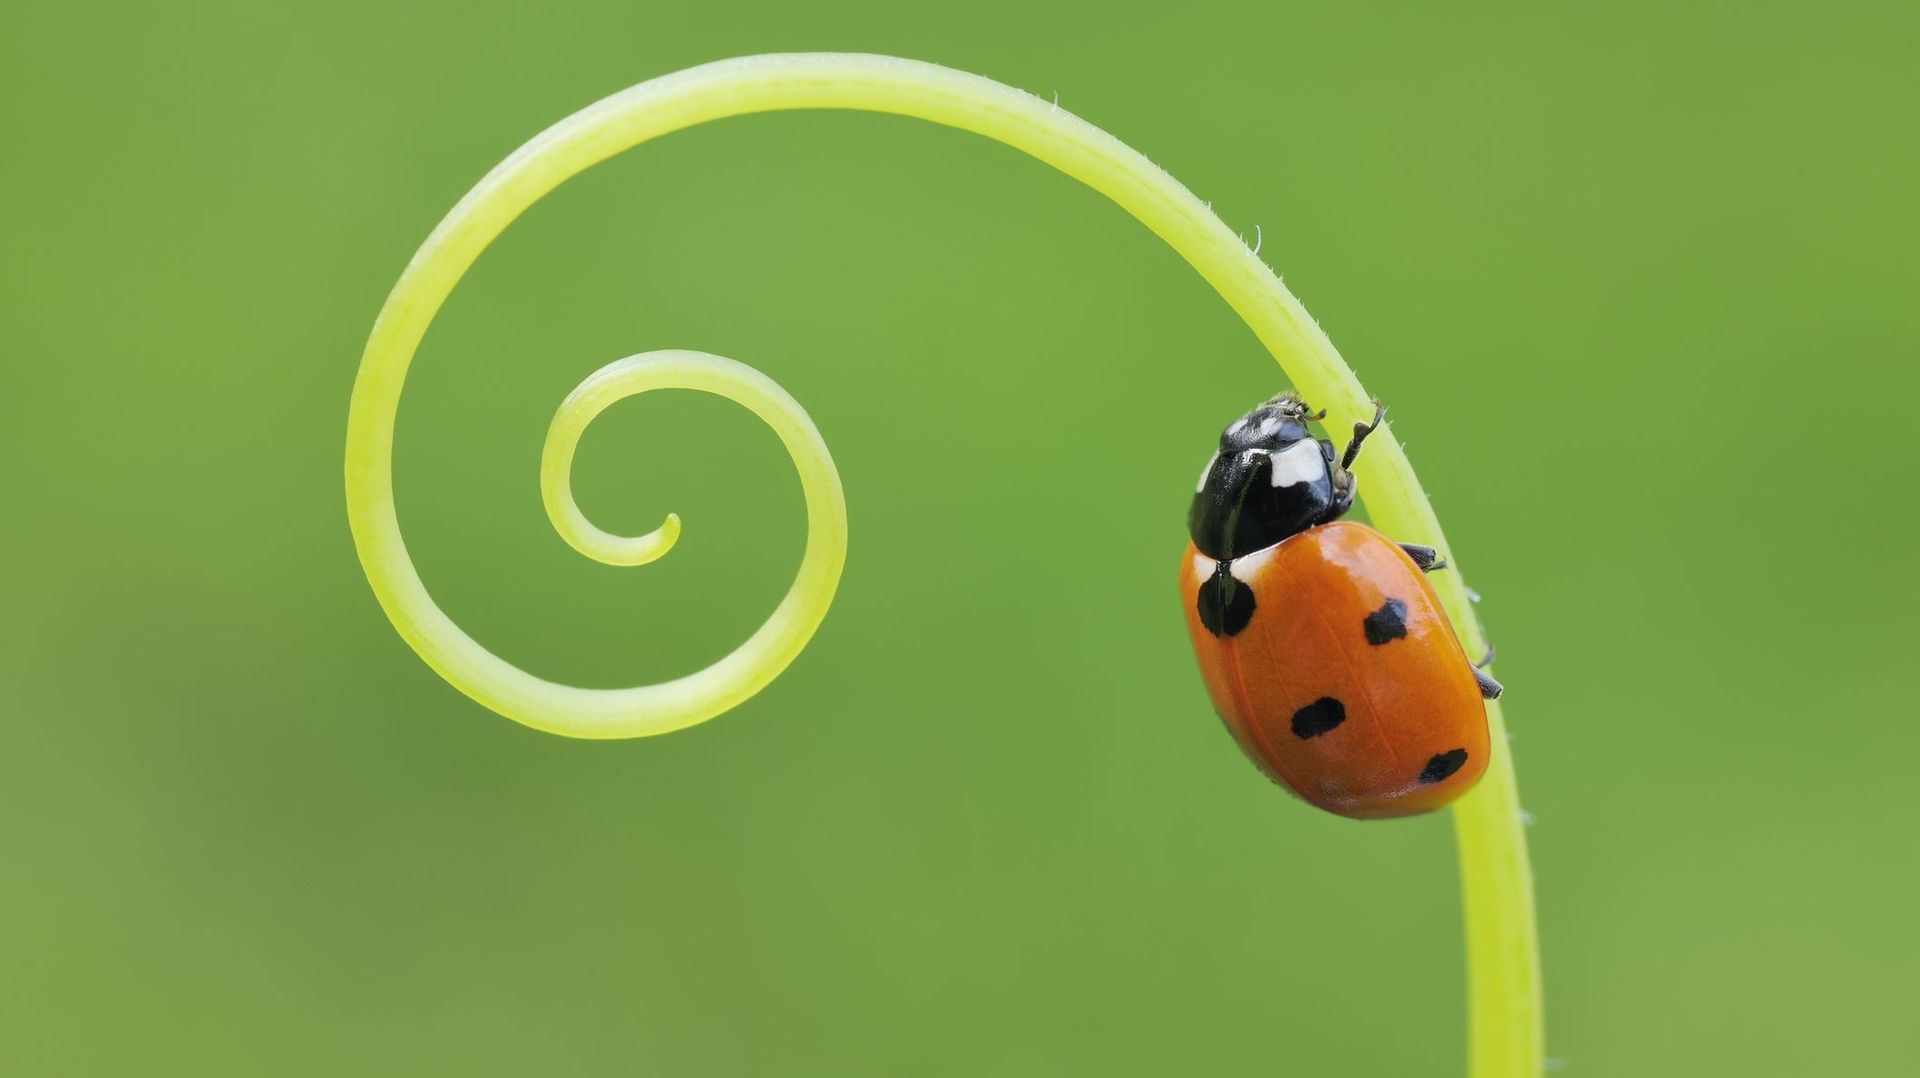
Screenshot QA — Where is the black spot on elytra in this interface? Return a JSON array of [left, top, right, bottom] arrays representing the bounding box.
[[1363, 597, 1409, 645], [1290, 696, 1346, 739], [1196, 560, 1255, 636], [1418, 749, 1469, 784]]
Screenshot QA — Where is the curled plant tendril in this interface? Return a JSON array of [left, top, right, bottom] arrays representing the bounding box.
[[346, 53, 1540, 1077], [361, 347, 845, 740]]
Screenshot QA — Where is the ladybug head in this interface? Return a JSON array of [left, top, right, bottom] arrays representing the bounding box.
[[1187, 392, 1354, 560]]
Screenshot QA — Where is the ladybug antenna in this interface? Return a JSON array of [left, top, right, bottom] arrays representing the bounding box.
[[1265, 390, 1324, 422]]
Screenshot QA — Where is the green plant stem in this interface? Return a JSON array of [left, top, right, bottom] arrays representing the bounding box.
[[345, 52, 1541, 1076]]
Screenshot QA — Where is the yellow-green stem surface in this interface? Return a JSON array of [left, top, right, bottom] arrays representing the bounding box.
[[345, 52, 1541, 1076]]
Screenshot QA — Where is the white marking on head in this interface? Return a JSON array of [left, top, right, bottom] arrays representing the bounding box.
[[1265, 438, 1327, 488], [1257, 415, 1280, 437], [1195, 451, 1220, 493]]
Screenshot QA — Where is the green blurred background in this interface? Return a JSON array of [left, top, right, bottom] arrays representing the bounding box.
[[3, 1, 1915, 1074]]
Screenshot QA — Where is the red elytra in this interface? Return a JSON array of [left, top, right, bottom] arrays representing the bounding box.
[[1179, 521, 1489, 819]]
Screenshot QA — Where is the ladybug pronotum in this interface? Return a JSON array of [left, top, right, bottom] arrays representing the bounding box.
[[1178, 393, 1500, 819]]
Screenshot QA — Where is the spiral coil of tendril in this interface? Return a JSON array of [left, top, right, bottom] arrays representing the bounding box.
[[344, 53, 1537, 1076], [347, 51, 1387, 741], [345, 51, 1454, 740]]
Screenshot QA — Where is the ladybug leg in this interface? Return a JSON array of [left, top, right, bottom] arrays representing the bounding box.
[[1338, 400, 1388, 470], [1400, 543, 1448, 572], [1474, 668, 1504, 699], [1472, 646, 1503, 699]]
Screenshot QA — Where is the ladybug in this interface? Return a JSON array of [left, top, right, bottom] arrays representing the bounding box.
[[1177, 393, 1500, 819]]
